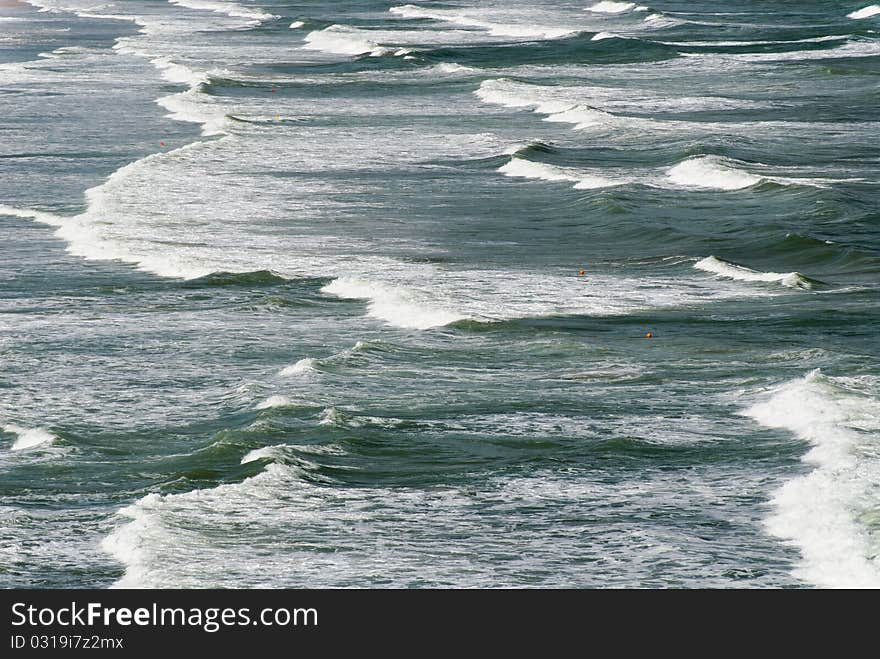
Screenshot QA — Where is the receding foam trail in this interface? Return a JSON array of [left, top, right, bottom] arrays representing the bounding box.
[[321, 277, 466, 329], [848, 5, 880, 19], [694, 256, 813, 290], [744, 371, 880, 588], [167, 0, 276, 23], [3, 425, 56, 451], [389, 4, 577, 39], [666, 155, 762, 191]]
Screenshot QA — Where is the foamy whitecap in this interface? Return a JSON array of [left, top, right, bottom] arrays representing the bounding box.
[[476, 80, 617, 130], [255, 395, 293, 410], [150, 57, 208, 87], [713, 40, 880, 63], [743, 371, 880, 588], [542, 104, 614, 130], [241, 445, 284, 464], [167, 0, 276, 23], [321, 277, 466, 329], [318, 407, 345, 427], [586, 1, 637, 13], [3, 425, 56, 451], [389, 4, 577, 39], [694, 256, 812, 290], [666, 156, 763, 191], [499, 157, 622, 190], [591, 31, 621, 41], [848, 5, 880, 19], [303, 25, 391, 57], [641, 12, 686, 27], [279, 358, 318, 376], [430, 62, 478, 74], [157, 88, 228, 136], [289, 21, 304, 29]]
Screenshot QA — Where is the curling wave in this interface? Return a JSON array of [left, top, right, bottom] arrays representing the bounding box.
[[694, 256, 816, 290]]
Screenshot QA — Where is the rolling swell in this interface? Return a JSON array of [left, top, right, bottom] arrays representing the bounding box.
[[183, 270, 296, 288], [418, 33, 679, 67]]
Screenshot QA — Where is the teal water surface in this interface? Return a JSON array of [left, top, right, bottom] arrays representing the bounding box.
[[1, 0, 878, 588]]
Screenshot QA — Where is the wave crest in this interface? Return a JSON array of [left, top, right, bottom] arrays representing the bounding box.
[[667, 156, 763, 191], [848, 5, 880, 19], [694, 256, 816, 290]]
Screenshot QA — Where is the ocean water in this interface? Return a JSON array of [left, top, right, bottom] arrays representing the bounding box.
[[1, 0, 878, 589]]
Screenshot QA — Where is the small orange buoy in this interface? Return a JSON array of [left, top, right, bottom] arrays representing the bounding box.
[[645, 332, 653, 338], [578, 269, 585, 276]]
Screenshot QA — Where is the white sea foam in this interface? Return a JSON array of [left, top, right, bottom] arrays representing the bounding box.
[[848, 5, 880, 19], [0, 147, 219, 281], [255, 395, 293, 410], [497, 155, 825, 196], [389, 4, 577, 39], [3, 425, 56, 451], [241, 445, 284, 463], [499, 157, 621, 190], [430, 62, 477, 74], [660, 35, 850, 47], [638, 11, 687, 27], [318, 407, 345, 427], [743, 371, 880, 588], [542, 104, 614, 129], [167, 0, 275, 23], [157, 88, 227, 136], [0, 204, 64, 226], [100, 492, 163, 588], [303, 25, 397, 57], [591, 31, 621, 41], [666, 156, 837, 191], [694, 256, 812, 290], [681, 40, 880, 63], [150, 57, 208, 87], [499, 154, 825, 195], [321, 277, 466, 329], [666, 155, 763, 191], [586, 1, 637, 13], [280, 358, 318, 376], [476, 79, 617, 130], [499, 158, 578, 183], [289, 20, 304, 29]]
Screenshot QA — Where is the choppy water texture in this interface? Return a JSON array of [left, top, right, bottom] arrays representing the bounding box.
[[1, 0, 878, 589]]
